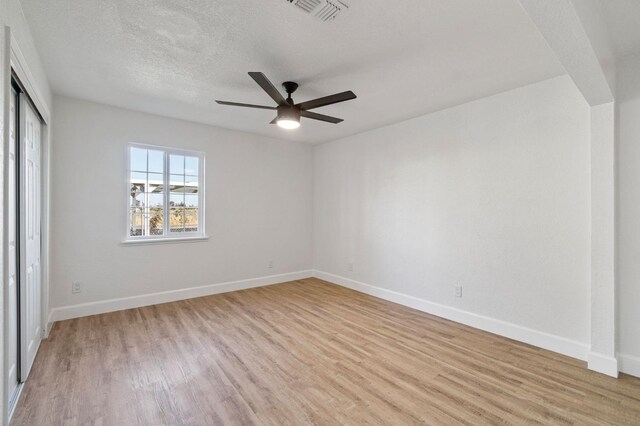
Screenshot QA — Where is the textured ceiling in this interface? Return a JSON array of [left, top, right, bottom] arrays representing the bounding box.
[[22, 0, 566, 143], [600, 0, 640, 59]]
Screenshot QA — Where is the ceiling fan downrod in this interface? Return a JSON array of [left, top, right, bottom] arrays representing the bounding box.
[[282, 81, 299, 104]]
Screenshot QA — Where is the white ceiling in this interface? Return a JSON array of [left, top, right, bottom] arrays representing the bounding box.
[[22, 0, 566, 144], [600, 0, 640, 59]]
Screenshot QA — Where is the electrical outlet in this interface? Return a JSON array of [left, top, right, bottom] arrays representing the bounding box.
[[268, 260, 274, 269], [348, 262, 354, 271], [72, 282, 82, 294], [454, 285, 463, 298]]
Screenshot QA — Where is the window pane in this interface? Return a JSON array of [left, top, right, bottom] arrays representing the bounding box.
[[148, 193, 164, 207], [148, 149, 164, 173], [169, 207, 185, 232], [131, 171, 147, 182], [170, 155, 184, 175], [185, 208, 198, 232], [131, 172, 146, 195], [130, 181, 145, 204], [170, 192, 184, 206], [132, 192, 145, 207], [170, 174, 184, 192], [148, 172, 164, 193], [185, 175, 198, 193], [185, 194, 198, 207], [185, 156, 199, 175], [149, 208, 164, 235], [129, 208, 144, 236], [130, 148, 147, 172]]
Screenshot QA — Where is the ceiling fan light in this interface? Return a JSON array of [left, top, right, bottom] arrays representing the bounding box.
[[276, 106, 301, 130], [277, 118, 300, 129]]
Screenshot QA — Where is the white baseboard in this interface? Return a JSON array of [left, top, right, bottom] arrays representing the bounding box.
[[45, 269, 637, 379], [588, 352, 619, 377], [313, 270, 589, 361], [45, 310, 55, 337], [48, 270, 312, 322], [8, 382, 24, 424], [619, 353, 640, 378]]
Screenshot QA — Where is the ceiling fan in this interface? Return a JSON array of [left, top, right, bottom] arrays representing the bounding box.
[[216, 72, 357, 130]]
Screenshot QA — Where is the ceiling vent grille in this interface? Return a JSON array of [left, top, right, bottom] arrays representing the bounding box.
[[287, 0, 348, 22]]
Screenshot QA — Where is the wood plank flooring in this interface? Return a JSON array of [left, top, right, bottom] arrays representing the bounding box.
[[12, 278, 640, 425]]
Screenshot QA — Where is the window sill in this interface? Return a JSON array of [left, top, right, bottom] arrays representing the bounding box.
[[121, 236, 209, 246]]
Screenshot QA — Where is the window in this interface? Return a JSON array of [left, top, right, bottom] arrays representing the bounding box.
[[127, 144, 204, 240]]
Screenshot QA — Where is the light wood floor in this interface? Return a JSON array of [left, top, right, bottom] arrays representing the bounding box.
[[12, 278, 640, 425]]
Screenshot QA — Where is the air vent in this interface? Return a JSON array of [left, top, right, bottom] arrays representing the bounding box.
[[287, 0, 348, 22]]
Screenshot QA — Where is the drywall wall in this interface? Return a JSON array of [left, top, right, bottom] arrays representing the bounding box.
[[517, 0, 613, 106], [569, 0, 616, 95], [50, 96, 313, 314], [616, 53, 640, 376], [313, 75, 591, 352], [513, 2, 618, 375]]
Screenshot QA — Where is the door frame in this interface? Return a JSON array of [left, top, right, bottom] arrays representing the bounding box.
[[6, 79, 21, 416], [2, 28, 51, 424]]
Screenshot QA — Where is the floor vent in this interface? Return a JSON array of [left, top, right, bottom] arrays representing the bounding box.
[[287, 0, 348, 22]]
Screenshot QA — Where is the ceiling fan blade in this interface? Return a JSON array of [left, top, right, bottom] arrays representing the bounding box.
[[297, 91, 356, 111], [248, 72, 287, 106], [300, 110, 344, 124], [216, 100, 277, 110]]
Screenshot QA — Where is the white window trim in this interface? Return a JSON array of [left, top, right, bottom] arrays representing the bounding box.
[[121, 236, 209, 246], [123, 142, 207, 243]]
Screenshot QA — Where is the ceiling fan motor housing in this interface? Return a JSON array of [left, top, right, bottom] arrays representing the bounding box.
[[277, 105, 301, 120]]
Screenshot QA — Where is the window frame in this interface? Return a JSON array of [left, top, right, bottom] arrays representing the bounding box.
[[124, 142, 206, 243]]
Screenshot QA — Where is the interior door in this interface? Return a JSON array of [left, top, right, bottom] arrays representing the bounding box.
[[7, 87, 20, 404], [19, 94, 42, 381]]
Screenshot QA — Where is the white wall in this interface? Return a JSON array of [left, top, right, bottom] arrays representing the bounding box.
[[616, 53, 640, 375], [569, 0, 616, 95], [50, 96, 313, 312], [313, 75, 591, 349]]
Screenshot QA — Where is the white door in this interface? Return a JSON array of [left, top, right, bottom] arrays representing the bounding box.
[[19, 95, 42, 381], [7, 88, 19, 405]]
